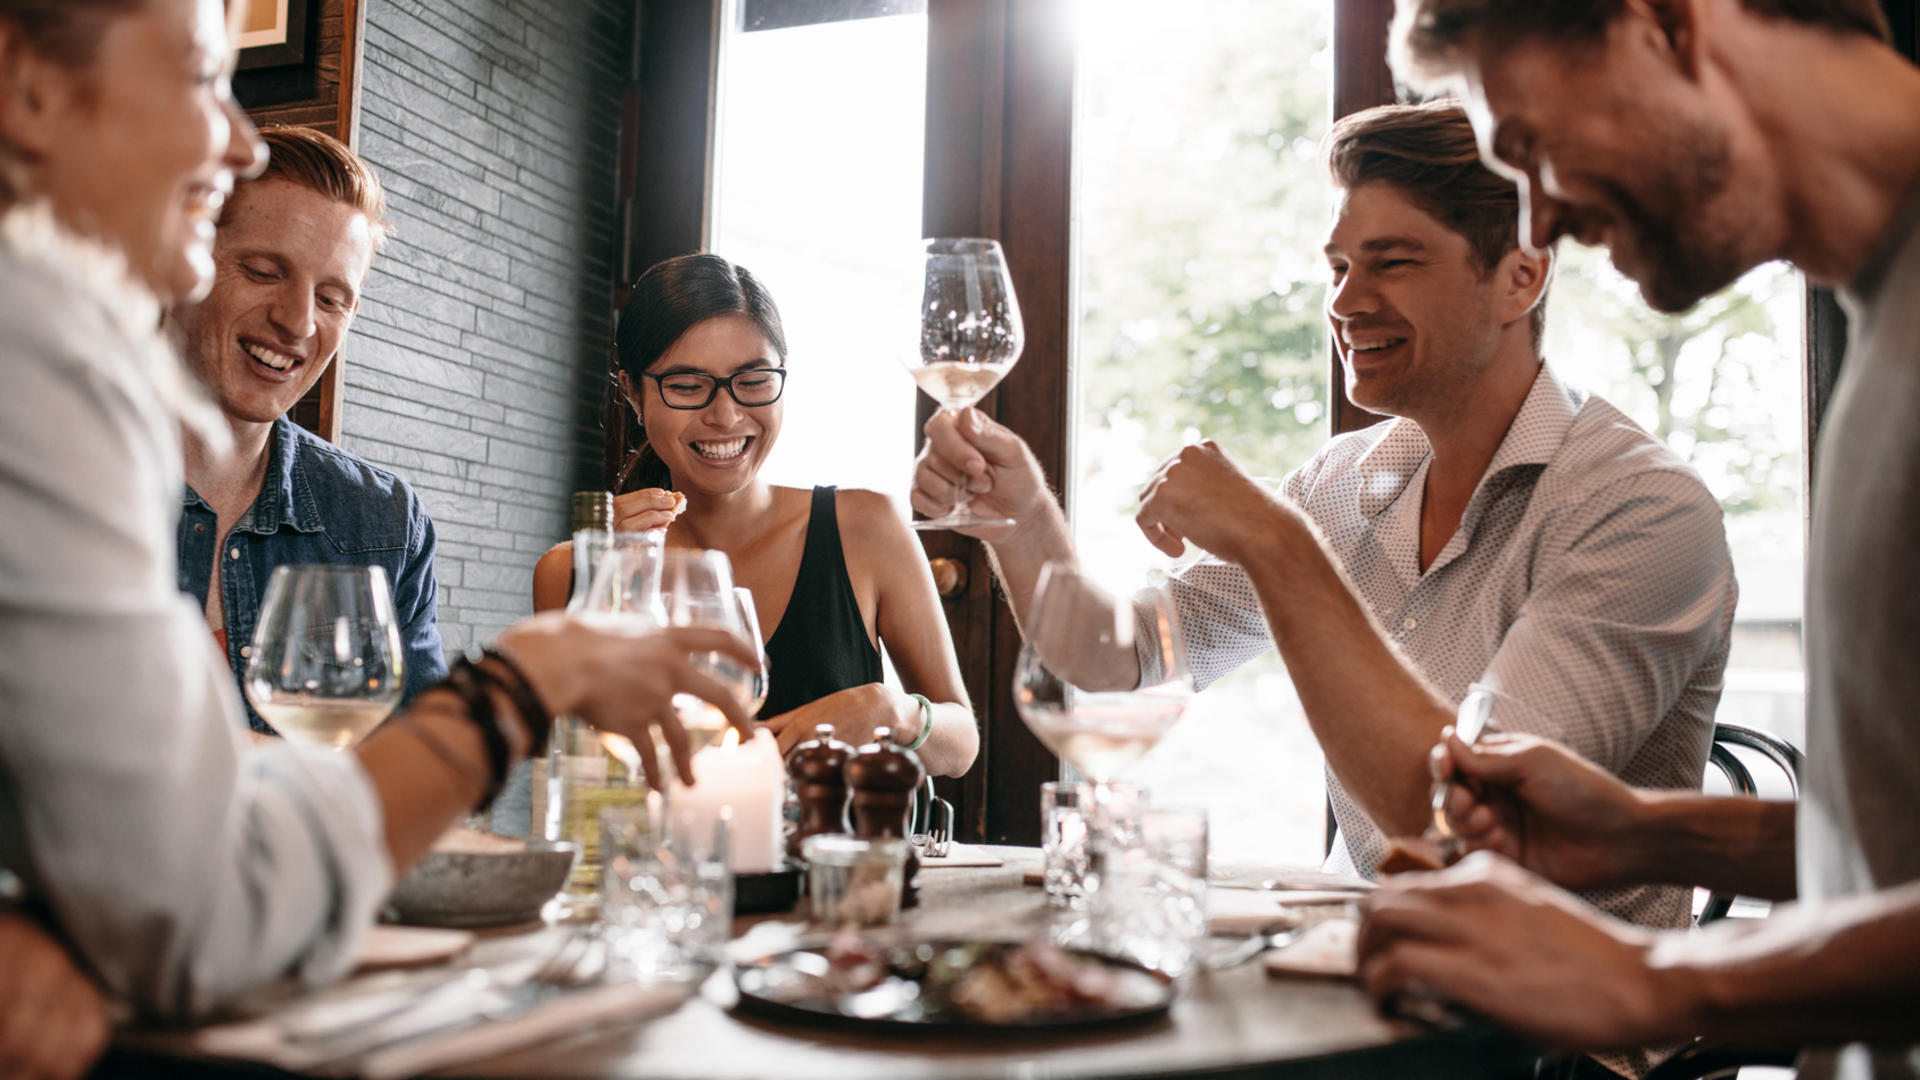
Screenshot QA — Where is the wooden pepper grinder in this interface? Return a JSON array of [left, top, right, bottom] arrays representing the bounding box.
[[785, 723, 854, 863], [843, 726, 925, 907]]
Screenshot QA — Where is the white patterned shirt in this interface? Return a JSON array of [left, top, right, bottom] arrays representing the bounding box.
[[1141, 365, 1736, 932]]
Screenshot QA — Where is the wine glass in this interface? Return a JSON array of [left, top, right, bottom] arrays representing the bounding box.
[[905, 237, 1025, 530], [1013, 560, 1193, 791], [245, 564, 404, 749], [658, 549, 760, 756], [733, 586, 771, 718]]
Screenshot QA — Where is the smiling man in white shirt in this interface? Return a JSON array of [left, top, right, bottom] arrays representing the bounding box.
[[914, 103, 1736, 1006]]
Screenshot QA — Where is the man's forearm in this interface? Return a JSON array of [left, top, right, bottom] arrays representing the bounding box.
[[982, 497, 1076, 634], [1236, 508, 1454, 838], [1646, 879, 1920, 1046], [1633, 792, 1798, 899]]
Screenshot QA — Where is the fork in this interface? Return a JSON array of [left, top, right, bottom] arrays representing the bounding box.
[[290, 930, 601, 1059], [1423, 686, 1495, 863]]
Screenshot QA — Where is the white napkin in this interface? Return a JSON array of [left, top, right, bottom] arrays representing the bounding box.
[[1207, 889, 1305, 936], [916, 843, 1005, 868], [1206, 886, 1363, 935], [358, 981, 688, 1079], [1261, 918, 1359, 979], [191, 976, 690, 1078], [351, 925, 475, 972]]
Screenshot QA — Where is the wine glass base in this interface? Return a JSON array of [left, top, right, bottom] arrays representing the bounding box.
[[911, 510, 1017, 531]]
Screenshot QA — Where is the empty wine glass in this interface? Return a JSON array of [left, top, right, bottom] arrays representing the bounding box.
[[904, 237, 1025, 530], [733, 586, 771, 718], [245, 564, 404, 749]]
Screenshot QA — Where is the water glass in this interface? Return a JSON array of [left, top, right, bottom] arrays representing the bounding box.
[[803, 835, 909, 927], [1041, 780, 1143, 909], [1064, 806, 1210, 977], [599, 806, 734, 983]]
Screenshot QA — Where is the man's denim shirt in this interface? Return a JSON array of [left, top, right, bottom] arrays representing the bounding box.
[[178, 418, 447, 733]]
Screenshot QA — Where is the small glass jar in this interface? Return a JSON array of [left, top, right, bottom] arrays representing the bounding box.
[[802, 835, 909, 927]]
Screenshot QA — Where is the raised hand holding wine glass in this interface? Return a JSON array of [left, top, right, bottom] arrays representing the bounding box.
[[905, 238, 1025, 531], [245, 565, 405, 749]]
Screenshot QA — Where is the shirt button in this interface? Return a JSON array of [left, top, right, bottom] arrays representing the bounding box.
[[1401, 617, 1418, 631], [193, 523, 206, 535], [229, 547, 241, 560], [240, 645, 252, 658]]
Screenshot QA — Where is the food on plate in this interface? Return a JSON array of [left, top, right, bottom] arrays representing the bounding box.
[[747, 936, 1169, 1025], [1377, 837, 1448, 875]]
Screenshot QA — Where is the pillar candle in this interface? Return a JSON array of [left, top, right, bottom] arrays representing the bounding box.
[[668, 727, 785, 872]]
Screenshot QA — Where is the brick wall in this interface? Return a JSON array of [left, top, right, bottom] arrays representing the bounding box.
[[344, 0, 633, 652]]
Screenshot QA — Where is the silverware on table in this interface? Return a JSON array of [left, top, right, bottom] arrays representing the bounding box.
[[1203, 929, 1299, 972], [289, 929, 603, 1066]]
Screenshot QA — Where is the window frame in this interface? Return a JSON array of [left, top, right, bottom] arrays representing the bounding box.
[[619, 0, 1847, 844]]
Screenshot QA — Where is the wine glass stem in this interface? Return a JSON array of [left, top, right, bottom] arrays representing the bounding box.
[[941, 405, 977, 517]]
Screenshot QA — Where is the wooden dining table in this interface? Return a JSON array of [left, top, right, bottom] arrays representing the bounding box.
[[128, 846, 1536, 1079]]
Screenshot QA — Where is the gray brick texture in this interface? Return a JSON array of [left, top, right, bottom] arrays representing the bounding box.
[[343, 0, 632, 653]]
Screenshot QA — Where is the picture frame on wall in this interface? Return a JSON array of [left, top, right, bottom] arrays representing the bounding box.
[[237, 0, 311, 71]]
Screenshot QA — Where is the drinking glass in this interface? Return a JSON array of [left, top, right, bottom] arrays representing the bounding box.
[[904, 237, 1025, 530], [1016, 561, 1192, 915], [1042, 780, 1144, 909], [1013, 561, 1194, 786], [245, 564, 403, 749], [658, 549, 759, 755], [732, 586, 771, 718], [600, 804, 733, 984]]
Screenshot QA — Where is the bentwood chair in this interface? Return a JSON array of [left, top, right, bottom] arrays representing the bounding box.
[[1643, 720, 1806, 1080]]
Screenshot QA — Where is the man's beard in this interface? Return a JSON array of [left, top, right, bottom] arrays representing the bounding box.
[[1609, 120, 1752, 314]]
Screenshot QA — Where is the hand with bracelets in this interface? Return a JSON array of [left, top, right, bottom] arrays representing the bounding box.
[[365, 612, 758, 864]]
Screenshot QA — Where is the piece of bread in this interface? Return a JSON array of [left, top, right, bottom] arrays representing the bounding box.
[[669, 490, 687, 516]]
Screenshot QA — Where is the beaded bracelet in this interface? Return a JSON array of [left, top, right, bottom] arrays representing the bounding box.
[[445, 659, 512, 811], [903, 692, 935, 752], [474, 648, 553, 759]]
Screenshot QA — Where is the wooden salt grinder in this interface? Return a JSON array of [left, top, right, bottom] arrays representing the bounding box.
[[843, 726, 925, 907], [784, 723, 854, 863]]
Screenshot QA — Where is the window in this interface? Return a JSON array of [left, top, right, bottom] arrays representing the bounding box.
[[1069, 0, 1335, 863], [1544, 250, 1806, 781], [709, 0, 929, 503]]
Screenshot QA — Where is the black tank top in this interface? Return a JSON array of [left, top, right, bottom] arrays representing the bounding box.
[[760, 486, 885, 718]]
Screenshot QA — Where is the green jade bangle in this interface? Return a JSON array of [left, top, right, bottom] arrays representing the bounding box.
[[903, 692, 935, 752]]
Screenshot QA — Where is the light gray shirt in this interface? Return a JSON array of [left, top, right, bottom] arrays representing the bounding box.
[[1795, 182, 1920, 1080], [1142, 366, 1736, 932], [0, 216, 391, 1019]]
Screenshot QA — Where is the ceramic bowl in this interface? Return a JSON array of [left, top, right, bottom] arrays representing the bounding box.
[[385, 840, 577, 928]]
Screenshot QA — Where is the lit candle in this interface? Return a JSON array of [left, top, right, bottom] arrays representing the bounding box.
[[668, 727, 784, 872]]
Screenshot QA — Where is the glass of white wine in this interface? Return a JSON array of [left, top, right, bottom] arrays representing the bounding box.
[[1013, 560, 1193, 794], [905, 237, 1025, 530], [658, 549, 760, 757], [733, 586, 771, 718], [245, 564, 403, 749]]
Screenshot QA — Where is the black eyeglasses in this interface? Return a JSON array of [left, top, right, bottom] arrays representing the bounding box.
[[643, 367, 788, 410]]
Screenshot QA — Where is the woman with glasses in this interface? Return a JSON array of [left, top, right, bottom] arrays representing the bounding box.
[[535, 254, 978, 777], [0, 0, 754, 1038]]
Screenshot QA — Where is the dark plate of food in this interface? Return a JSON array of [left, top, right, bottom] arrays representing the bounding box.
[[733, 936, 1176, 1032]]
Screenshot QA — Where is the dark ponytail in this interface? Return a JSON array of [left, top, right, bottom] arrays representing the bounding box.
[[613, 254, 788, 492]]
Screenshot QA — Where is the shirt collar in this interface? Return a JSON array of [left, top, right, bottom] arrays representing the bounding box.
[[239, 418, 327, 536], [1353, 365, 1583, 520]]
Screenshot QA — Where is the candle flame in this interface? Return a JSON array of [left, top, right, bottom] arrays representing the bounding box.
[[720, 726, 741, 749], [600, 732, 642, 775]]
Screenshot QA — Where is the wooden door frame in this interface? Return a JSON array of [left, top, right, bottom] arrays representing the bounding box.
[[919, 0, 1075, 844]]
